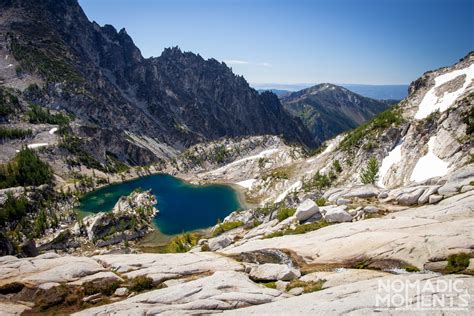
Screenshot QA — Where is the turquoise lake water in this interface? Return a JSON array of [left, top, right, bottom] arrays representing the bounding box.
[[78, 174, 242, 235]]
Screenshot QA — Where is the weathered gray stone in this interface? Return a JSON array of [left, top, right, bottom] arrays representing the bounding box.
[[438, 165, 474, 197], [429, 194, 443, 204], [336, 198, 351, 205], [208, 234, 233, 251], [249, 263, 301, 281], [417, 185, 440, 205], [294, 199, 320, 222], [74, 271, 284, 315], [363, 206, 379, 214], [461, 185, 474, 192], [396, 187, 425, 205], [114, 287, 129, 297], [288, 287, 304, 295], [323, 206, 353, 223]]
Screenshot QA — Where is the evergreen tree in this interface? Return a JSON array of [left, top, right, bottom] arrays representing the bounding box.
[[360, 156, 379, 184]]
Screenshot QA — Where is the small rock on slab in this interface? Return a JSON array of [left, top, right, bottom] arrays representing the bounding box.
[[295, 199, 320, 222], [249, 263, 301, 281]]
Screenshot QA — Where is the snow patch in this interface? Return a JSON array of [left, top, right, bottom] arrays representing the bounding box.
[[212, 148, 279, 173], [236, 179, 256, 189], [49, 127, 58, 134], [415, 64, 474, 119], [274, 180, 302, 203], [27, 143, 49, 149], [377, 140, 403, 188], [410, 136, 449, 182]]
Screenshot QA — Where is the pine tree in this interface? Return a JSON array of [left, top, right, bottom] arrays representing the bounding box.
[[360, 156, 379, 184]]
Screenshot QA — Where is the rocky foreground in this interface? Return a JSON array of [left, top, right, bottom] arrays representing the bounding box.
[[1, 187, 473, 314]]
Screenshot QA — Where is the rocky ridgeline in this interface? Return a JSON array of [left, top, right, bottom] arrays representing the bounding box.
[[36, 190, 157, 252]]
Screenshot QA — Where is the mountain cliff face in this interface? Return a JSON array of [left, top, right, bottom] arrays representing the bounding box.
[[0, 0, 315, 166], [281, 83, 391, 143]]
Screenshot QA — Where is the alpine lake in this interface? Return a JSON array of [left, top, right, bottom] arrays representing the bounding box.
[[77, 174, 243, 248]]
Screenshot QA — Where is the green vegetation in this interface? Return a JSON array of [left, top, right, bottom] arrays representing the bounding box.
[[165, 232, 201, 253], [315, 197, 327, 206], [127, 275, 155, 293], [276, 207, 296, 221], [28, 103, 70, 125], [332, 160, 342, 173], [263, 166, 293, 181], [258, 281, 277, 289], [360, 156, 379, 184], [286, 279, 325, 293], [0, 88, 20, 117], [340, 106, 404, 151], [106, 152, 130, 173], [446, 253, 470, 273], [10, 36, 83, 84], [0, 127, 32, 140], [258, 157, 269, 169], [264, 220, 329, 239], [254, 203, 277, 217], [302, 171, 331, 192], [0, 147, 53, 189], [402, 265, 420, 273], [0, 193, 28, 227], [212, 145, 229, 164], [462, 105, 474, 136], [59, 135, 104, 171], [212, 220, 244, 237], [83, 280, 121, 296]]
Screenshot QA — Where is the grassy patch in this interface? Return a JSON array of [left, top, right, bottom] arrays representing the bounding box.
[[212, 220, 244, 237], [445, 253, 470, 273], [258, 281, 277, 289], [83, 280, 121, 296], [315, 197, 327, 206], [262, 166, 293, 181], [127, 275, 154, 292], [263, 220, 329, 239], [276, 207, 296, 222], [164, 232, 201, 253], [286, 279, 325, 293]]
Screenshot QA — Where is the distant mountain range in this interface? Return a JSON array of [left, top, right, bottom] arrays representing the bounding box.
[[256, 83, 408, 100], [280, 83, 392, 144]]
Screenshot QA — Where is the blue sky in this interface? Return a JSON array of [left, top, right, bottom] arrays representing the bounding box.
[[79, 0, 473, 85]]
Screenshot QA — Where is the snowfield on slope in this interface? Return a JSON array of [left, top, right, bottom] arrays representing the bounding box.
[[415, 63, 474, 119], [377, 140, 403, 188], [410, 136, 449, 182]]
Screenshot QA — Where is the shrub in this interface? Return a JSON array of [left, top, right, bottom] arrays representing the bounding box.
[[286, 279, 325, 293], [360, 156, 379, 184], [332, 160, 342, 173], [302, 171, 331, 192], [83, 280, 121, 296], [263, 166, 292, 181], [165, 232, 201, 253], [446, 253, 470, 273], [315, 197, 327, 206], [212, 220, 244, 237], [276, 207, 296, 221], [128, 275, 154, 292]]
